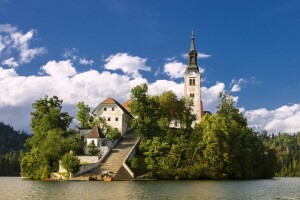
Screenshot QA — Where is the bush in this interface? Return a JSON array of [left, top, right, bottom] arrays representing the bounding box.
[[107, 128, 121, 141]]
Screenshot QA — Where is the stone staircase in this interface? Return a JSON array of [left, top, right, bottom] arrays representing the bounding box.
[[97, 131, 139, 180]]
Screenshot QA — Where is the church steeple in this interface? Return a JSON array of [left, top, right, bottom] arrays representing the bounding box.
[[187, 30, 199, 72], [183, 30, 203, 124], [190, 30, 196, 51]]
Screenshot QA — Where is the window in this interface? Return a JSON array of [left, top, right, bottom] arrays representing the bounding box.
[[115, 117, 118, 121], [189, 78, 196, 86], [190, 93, 194, 98], [107, 117, 111, 121], [104, 107, 107, 111], [112, 107, 115, 111]]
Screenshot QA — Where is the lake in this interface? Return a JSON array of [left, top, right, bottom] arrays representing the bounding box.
[[0, 177, 300, 199]]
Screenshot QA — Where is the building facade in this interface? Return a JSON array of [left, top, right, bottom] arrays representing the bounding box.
[[92, 97, 133, 135], [184, 31, 204, 123]]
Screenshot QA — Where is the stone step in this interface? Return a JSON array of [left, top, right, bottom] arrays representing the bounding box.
[[97, 132, 139, 179]]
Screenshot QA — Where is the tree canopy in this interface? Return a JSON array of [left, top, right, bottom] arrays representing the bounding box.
[[130, 85, 276, 180], [61, 152, 80, 178], [20, 96, 83, 180], [77, 101, 93, 129]]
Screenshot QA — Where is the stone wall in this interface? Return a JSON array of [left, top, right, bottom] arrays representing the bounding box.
[[77, 156, 99, 164]]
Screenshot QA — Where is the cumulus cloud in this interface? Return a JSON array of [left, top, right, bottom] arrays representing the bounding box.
[[0, 64, 135, 131], [164, 60, 205, 79], [164, 61, 186, 79], [148, 80, 184, 97], [0, 24, 46, 65], [0, 60, 226, 132], [245, 104, 300, 134], [104, 53, 151, 78], [40, 60, 77, 78], [201, 82, 226, 113], [0, 53, 298, 134]]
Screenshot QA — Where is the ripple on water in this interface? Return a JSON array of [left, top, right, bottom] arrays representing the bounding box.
[[1, 177, 300, 200]]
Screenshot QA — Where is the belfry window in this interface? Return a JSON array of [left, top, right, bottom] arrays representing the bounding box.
[[189, 78, 196, 86], [190, 93, 195, 98]]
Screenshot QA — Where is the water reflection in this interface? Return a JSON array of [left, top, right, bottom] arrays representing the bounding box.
[[0, 177, 300, 200]]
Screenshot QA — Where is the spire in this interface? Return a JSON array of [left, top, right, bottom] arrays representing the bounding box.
[[186, 30, 199, 72], [190, 30, 196, 51]]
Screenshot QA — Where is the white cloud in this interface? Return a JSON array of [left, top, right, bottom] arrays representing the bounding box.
[[63, 48, 78, 60], [201, 82, 226, 113], [164, 61, 186, 79], [181, 52, 211, 59], [41, 60, 77, 78], [230, 77, 258, 92], [164, 60, 205, 79], [230, 78, 246, 92], [0, 67, 17, 80], [0, 56, 298, 134], [79, 58, 94, 66], [2, 57, 19, 67], [245, 104, 300, 134], [0, 24, 46, 66], [198, 53, 211, 59], [164, 57, 176, 62], [104, 53, 151, 78], [231, 84, 241, 92], [148, 80, 184, 97]]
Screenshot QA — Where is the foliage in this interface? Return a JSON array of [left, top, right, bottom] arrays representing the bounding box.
[[0, 122, 30, 176], [20, 96, 83, 180], [61, 152, 80, 177], [260, 132, 300, 177], [107, 128, 121, 141], [129, 83, 195, 139], [131, 85, 276, 180], [76, 101, 93, 128], [90, 117, 110, 133], [130, 156, 139, 169], [87, 140, 99, 156]]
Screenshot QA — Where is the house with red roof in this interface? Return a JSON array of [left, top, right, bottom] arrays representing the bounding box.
[[92, 97, 133, 135]]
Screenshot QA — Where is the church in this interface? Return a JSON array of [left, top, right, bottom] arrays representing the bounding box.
[[184, 31, 204, 123], [82, 32, 204, 152]]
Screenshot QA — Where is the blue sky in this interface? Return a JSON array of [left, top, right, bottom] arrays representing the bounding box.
[[0, 0, 300, 133]]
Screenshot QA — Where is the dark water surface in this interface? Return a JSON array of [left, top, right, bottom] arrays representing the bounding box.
[[0, 177, 300, 199]]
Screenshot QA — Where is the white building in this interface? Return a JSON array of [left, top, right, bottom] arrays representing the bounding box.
[[84, 124, 106, 154], [92, 97, 133, 135], [184, 31, 204, 123]]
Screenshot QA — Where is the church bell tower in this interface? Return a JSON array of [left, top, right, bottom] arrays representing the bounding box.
[[184, 31, 203, 123]]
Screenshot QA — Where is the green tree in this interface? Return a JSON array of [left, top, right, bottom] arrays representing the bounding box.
[[20, 96, 82, 180], [61, 152, 80, 178], [193, 92, 276, 179], [87, 140, 99, 156], [107, 128, 121, 141], [77, 101, 93, 128], [90, 117, 110, 133], [130, 84, 161, 138]]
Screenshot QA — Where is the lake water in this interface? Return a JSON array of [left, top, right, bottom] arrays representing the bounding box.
[[0, 177, 300, 199]]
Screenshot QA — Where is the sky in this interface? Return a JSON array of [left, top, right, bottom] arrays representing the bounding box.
[[0, 0, 300, 134]]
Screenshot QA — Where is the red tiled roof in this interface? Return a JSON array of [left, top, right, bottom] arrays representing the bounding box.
[[122, 99, 132, 113], [97, 97, 132, 118], [86, 125, 106, 138], [100, 97, 116, 105]]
